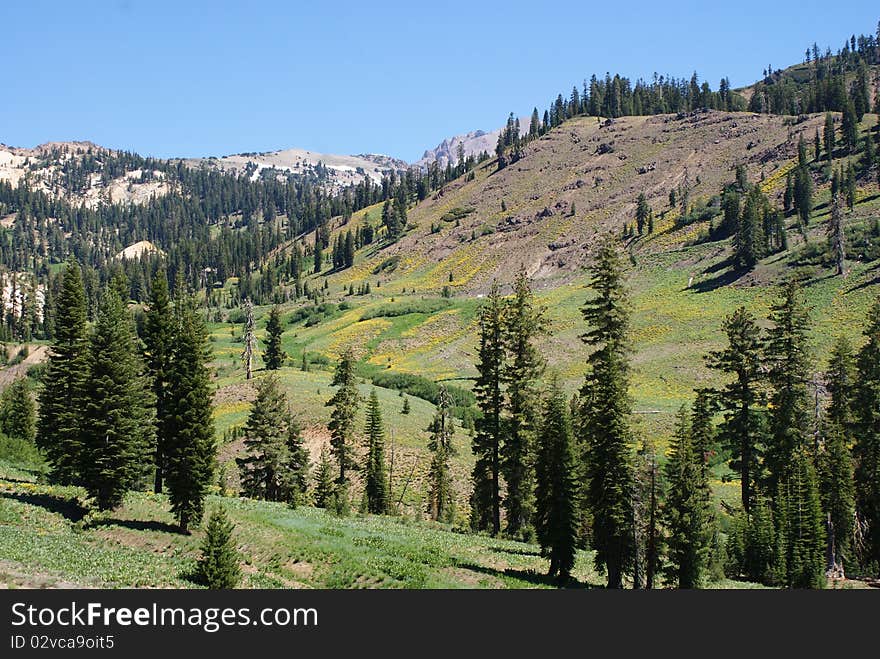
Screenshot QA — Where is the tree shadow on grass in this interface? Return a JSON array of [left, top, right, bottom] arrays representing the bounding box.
[[84, 518, 182, 534], [845, 262, 880, 293], [457, 561, 598, 589], [488, 545, 543, 558], [0, 490, 87, 523], [801, 270, 839, 289], [689, 261, 749, 294], [0, 472, 44, 485]]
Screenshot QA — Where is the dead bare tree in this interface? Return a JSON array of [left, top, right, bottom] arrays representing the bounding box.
[[241, 297, 257, 379]]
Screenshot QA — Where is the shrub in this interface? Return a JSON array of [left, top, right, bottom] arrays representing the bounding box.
[[372, 256, 401, 274], [440, 207, 475, 223], [360, 299, 451, 320], [0, 433, 44, 470], [370, 372, 476, 423]]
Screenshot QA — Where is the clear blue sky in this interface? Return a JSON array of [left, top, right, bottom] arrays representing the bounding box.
[[2, 1, 877, 162]]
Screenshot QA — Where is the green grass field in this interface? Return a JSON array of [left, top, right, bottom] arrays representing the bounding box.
[[1, 465, 770, 589]]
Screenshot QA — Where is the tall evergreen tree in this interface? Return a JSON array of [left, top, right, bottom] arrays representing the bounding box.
[[143, 269, 174, 493], [764, 280, 812, 494], [635, 193, 650, 235], [706, 307, 765, 515], [165, 297, 216, 532], [829, 191, 846, 276], [238, 374, 302, 502], [363, 389, 389, 514], [313, 445, 335, 509], [313, 239, 323, 273], [534, 382, 579, 583], [793, 156, 813, 227], [502, 266, 546, 536], [579, 236, 636, 588], [263, 305, 285, 370], [344, 230, 355, 269], [470, 282, 506, 535], [36, 258, 89, 484], [817, 339, 857, 575], [326, 349, 360, 484], [427, 385, 456, 522], [81, 288, 154, 510], [0, 378, 36, 443], [853, 297, 880, 573], [734, 185, 768, 270], [284, 415, 310, 509], [663, 405, 713, 588], [824, 112, 836, 160], [841, 99, 858, 153], [777, 449, 826, 588]]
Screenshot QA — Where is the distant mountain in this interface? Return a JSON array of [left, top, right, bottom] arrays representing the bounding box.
[[0, 141, 173, 208], [415, 118, 529, 169], [187, 148, 408, 191]]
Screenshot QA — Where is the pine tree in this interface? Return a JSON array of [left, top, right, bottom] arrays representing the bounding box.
[[845, 161, 856, 213], [502, 266, 546, 536], [81, 288, 154, 510], [401, 396, 411, 415], [783, 173, 794, 213], [841, 100, 858, 153], [36, 258, 89, 484], [819, 341, 856, 576], [326, 349, 360, 484], [635, 193, 650, 235], [663, 405, 713, 588], [313, 239, 323, 273], [238, 374, 298, 502], [706, 307, 765, 515], [0, 378, 35, 443], [853, 297, 880, 573], [734, 185, 767, 270], [764, 280, 812, 494], [824, 112, 836, 160], [470, 281, 506, 535], [241, 298, 257, 380], [779, 450, 826, 588], [284, 416, 310, 508], [263, 305, 285, 370], [344, 230, 355, 269], [579, 236, 636, 588], [363, 390, 389, 514], [794, 158, 813, 227], [143, 269, 174, 493], [196, 506, 241, 589], [829, 191, 846, 276], [534, 382, 579, 583], [313, 445, 335, 509], [427, 385, 456, 522], [165, 297, 216, 532]]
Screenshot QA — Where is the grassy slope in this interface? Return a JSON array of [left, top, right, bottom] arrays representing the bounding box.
[[1, 468, 768, 589]]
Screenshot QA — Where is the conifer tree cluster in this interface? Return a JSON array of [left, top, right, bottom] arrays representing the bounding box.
[[237, 374, 309, 506], [470, 266, 546, 538], [35, 259, 217, 532], [707, 283, 880, 585]]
